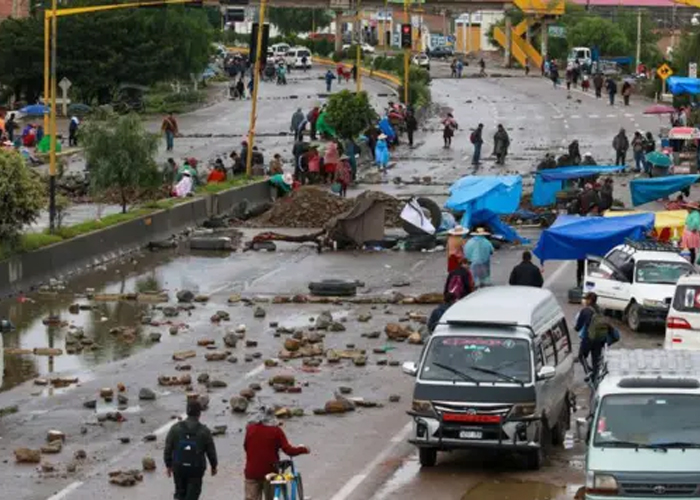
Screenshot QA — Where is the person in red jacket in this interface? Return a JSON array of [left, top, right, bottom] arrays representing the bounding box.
[[244, 406, 310, 500]]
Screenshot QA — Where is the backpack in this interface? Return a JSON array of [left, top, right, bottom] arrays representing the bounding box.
[[470, 131, 476, 144], [587, 310, 610, 342], [447, 274, 466, 299], [174, 422, 204, 469]]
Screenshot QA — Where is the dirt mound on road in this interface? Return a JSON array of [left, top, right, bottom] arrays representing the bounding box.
[[249, 186, 403, 228]]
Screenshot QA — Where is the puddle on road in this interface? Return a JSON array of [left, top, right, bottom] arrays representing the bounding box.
[[461, 481, 567, 500]]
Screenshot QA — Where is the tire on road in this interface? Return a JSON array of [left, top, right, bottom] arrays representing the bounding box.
[[189, 236, 234, 251], [568, 287, 583, 304], [551, 399, 570, 447], [295, 473, 304, 500], [418, 448, 437, 467], [308, 279, 358, 297], [626, 302, 643, 332], [526, 420, 549, 470], [402, 197, 442, 236], [403, 234, 437, 251]]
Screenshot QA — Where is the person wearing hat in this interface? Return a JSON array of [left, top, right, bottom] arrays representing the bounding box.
[[442, 113, 458, 148], [581, 151, 597, 166], [375, 134, 390, 174], [446, 225, 468, 273], [268, 171, 294, 197], [164, 400, 218, 500], [464, 227, 495, 287], [173, 170, 194, 198], [333, 154, 352, 197], [244, 406, 309, 500]]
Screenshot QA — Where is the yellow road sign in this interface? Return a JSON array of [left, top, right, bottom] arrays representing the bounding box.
[[657, 63, 674, 80]]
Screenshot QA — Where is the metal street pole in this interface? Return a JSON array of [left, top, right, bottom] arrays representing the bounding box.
[[403, 0, 409, 104], [49, 0, 58, 233], [43, 13, 49, 133], [635, 8, 642, 67], [383, 0, 387, 47], [355, 0, 362, 92], [245, 0, 266, 176]]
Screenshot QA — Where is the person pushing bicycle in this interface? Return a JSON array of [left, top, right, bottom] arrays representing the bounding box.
[[244, 406, 310, 500]]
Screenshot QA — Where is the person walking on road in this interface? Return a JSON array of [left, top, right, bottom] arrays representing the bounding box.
[[161, 112, 179, 152], [428, 292, 456, 334], [308, 106, 320, 141], [442, 113, 458, 148], [493, 124, 510, 165], [290, 108, 305, 142], [613, 128, 629, 166], [164, 401, 218, 500], [5, 113, 17, 143], [244, 406, 310, 500], [446, 225, 468, 273], [605, 76, 617, 106], [632, 131, 645, 172], [324, 69, 336, 92], [470, 123, 484, 165], [593, 73, 604, 98], [575, 292, 610, 381], [622, 81, 632, 106], [478, 58, 486, 76], [68, 116, 79, 147], [464, 227, 494, 287], [509, 251, 543, 287], [375, 134, 390, 174], [406, 109, 418, 148], [444, 257, 475, 300]]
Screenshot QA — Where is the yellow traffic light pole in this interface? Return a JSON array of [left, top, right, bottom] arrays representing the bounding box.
[[245, 0, 267, 176], [355, 0, 362, 93], [42, 0, 200, 232], [403, 0, 410, 105]]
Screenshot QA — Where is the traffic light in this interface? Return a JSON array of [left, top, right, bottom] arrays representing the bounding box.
[[401, 24, 412, 49], [249, 23, 270, 65]]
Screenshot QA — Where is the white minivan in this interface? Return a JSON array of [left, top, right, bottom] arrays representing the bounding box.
[[665, 274, 700, 349], [285, 47, 312, 69]]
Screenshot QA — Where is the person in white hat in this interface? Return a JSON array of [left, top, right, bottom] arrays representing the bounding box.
[[464, 226, 494, 287], [375, 134, 390, 174], [446, 225, 468, 273]]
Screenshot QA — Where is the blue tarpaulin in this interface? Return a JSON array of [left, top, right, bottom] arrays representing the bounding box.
[[471, 209, 529, 244], [444, 175, 522, 227], [532, 166, 626, 206], [533, 213, 654, 262], [630, 175, 700, 206], [667, 76, 700, 96]]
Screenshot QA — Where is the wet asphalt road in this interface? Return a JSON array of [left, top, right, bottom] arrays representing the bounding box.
[[0, 62, 675, 500]]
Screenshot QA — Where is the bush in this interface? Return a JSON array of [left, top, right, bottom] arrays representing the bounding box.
[[331, 50, 344, 62]]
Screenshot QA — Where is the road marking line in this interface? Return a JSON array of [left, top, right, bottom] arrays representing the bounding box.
[[624, 113, 634, 117], [329, 422, 413, 500], [589, 114, 599, 118], [606, 114, 616, 118], [570, 115, 581, 119], [244, 363, 265, 379], [544, 261, 572, 288], [47, 481, 84, 500]]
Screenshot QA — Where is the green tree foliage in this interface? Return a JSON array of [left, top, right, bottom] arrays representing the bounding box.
[[616, 10, 662, 66], [670, 27, 700, 79], [267, 7, 332, 36], [325, 90, 378, 139], [0, 150, 45, 245], [0, 5, 213, 104], [81, 113, 160, 213], [568, 17, 630, 57]]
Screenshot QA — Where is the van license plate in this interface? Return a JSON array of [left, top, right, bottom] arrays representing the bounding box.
[[459, 431, 482, 439]]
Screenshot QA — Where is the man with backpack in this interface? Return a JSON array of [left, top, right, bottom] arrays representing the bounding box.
[[164, 401, 218, 500], [575, 292, 619, 382], [443, 257, 475, 301], [470, 123, 484, 166]]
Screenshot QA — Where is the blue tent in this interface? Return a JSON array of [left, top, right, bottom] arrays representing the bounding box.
[[532, 165, 626, 206], [533, 213, 654, 262], [471, 209, 529, 244], [630, 175, 700, 206], [19, 104, 49, 116], [444, 175, 522, 227], [667, 76, 700, 96]]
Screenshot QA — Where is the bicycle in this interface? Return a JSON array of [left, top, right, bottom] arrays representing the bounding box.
[[266, 459, 304, 500]]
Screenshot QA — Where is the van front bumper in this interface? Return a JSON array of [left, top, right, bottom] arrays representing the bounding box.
[[639, 305, 669, 322], [407, 411, 542, 451]]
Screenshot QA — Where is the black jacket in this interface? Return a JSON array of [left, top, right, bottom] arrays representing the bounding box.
[[509, 261, 543, 287], [428, 303, 451, 333], [164, 417, 218, 472]]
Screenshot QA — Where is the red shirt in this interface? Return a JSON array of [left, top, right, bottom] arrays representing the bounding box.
[[244, 424, 306, 480], [207, 169, 226, 183]]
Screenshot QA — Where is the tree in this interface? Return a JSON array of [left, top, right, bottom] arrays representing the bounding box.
[[0, 150, 45, 245], [81, 113, 160, 213], [568, 17, 631, 57], [325, 90, 378, 140], [267, 8, 332, 36]]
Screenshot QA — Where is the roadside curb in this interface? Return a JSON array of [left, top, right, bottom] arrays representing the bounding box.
[[0, 181, 273, 298]]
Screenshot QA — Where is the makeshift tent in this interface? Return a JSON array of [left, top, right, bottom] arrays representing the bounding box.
[[533, 213, 654, 262], [667, 76, 700, 96], [532, 165, 625, 206], [630, 175, 700, 206], [471, 209, 529, 244], [324, 194, 386, 247], [604, 210, 688, 240], [444, 175, 522, 227]]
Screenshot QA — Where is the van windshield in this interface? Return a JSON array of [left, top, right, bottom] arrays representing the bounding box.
[[594, 394, 700, 448], [420, 336, 532, 384], [635, 260, 694, 285], [298, 50, 310, 57]]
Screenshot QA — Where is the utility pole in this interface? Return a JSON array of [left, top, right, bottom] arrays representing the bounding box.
[[48, 0, 58, 233], [403, 0, 409, 105], [245, 0, 266, 176], [635, 8, 642, 67], [356, 0, 362, 92]]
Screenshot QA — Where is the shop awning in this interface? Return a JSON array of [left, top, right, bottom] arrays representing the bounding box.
[[532, 166, 625, 207]]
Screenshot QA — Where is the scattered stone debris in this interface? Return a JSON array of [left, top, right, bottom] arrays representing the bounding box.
[[108, 469, 144, 487], [208, 379, 227, 389], [389, 394, 401, 403], [100, 387, 114, 400], [240, 388, 255, 399], [211, 311, 230, 323], [194, 295, 209, 303], [223, 332, 238, 348], [315, 311, 333, 330], [176, 290, 195, 303], [41, 462, 56, 473], [41, 440, 62, 454], [230, 397, 249, 413], [66, 462, 77, 473], [119, 437, 131, 444], [227, 356, 238, 363], [143, 434, 156, 442], [172, 350, 196, 361], [0, 405, 19, 417], [83, 399, 97, 409], [14, 448, 41, 463], [407, 332, 423, 345], [158, 375, 191, 387], [357, 313, 372, 322], [197, 339, 216, 347], [74, 449, 87, 460], [176, 364, 192, 371], [362, 331, 381, 339], [204, 352, 228, 362], [169, 326, 180, 335], [197, 373, 210, 384], [228, 294, 242, 304], [268, 375, 295, 387], [329, 321, 346, 332], [245, 340, 258, 348], [212, 425, 227, 436], [338, 387, 353, 395], [142, 457, 156, 471], [253, 307, 266, 318], [148, 332, 162, 342], [384, 323, 413, 341], [264, 359, 278, 368], [47, 430, 65, 443], [163, 306, 180, 318]]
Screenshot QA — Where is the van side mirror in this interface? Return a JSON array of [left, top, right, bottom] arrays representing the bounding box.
[[537, 365, 556, 381], [402, 361, 418, 377]]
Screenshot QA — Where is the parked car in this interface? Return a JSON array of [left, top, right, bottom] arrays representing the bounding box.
[[342, 43, 375, 54], [285, 47, 312, 69], [584, 240, 696, 331], [411, 52, 430, 71], [427, 46, 454, 59], [270, 43, 290, 58], [402, 286, 574, 470]]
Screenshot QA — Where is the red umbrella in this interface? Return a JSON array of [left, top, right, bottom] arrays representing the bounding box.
[[643, 104, 676, 115]]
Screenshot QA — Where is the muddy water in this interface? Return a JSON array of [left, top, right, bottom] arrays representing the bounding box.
[[461, 480, 567, 500]]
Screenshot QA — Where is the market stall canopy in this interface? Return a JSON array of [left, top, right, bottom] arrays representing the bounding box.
[[533, 213, 654, 262], [471, 209, 529, 244], [643, 104, 676, 115], [645, 151, 672, 167], [667, 76, 700, 96], [668, 127, 700, 140], [18, 104, 48, 116], [604, 209, 688, 239], [630, 174, 700, 206], [532, 165, 625, 207], [444, 175, 522, 227]]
